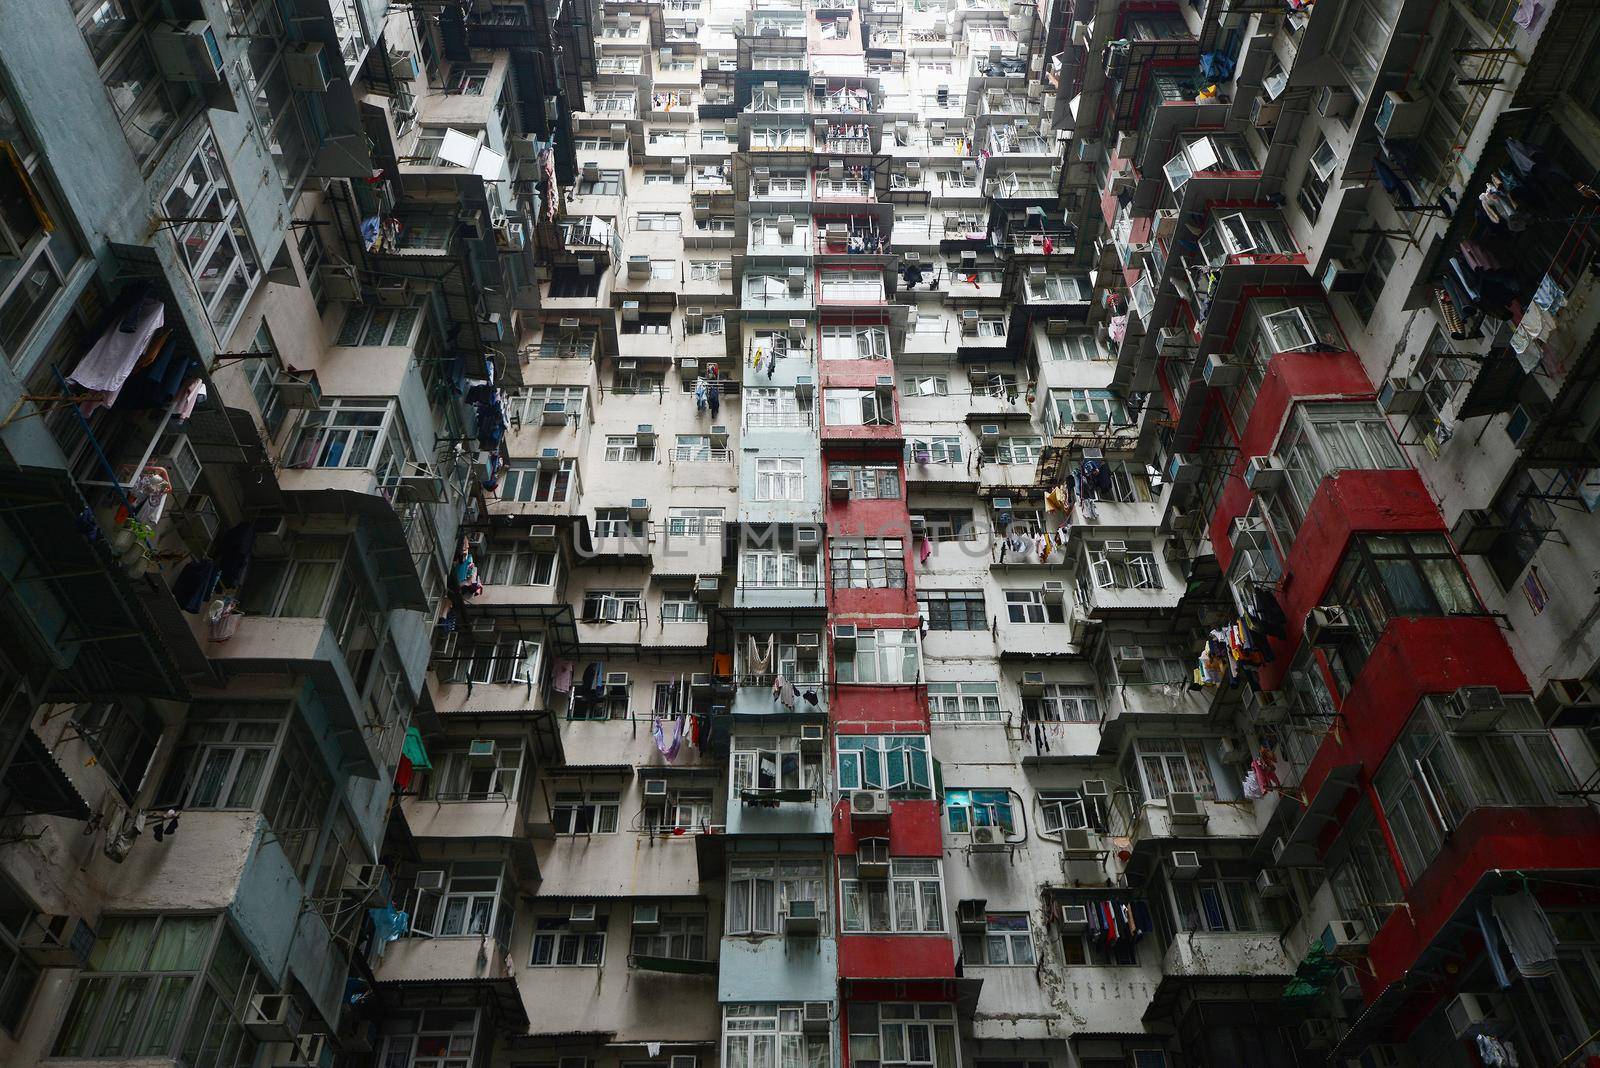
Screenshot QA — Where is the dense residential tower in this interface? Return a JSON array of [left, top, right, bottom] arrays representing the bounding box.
[[3, 1, 1600, 1067]]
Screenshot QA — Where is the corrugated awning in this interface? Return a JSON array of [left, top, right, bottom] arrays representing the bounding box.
[[3, 729, 90, 820], [1457, 352, 1528, 419]]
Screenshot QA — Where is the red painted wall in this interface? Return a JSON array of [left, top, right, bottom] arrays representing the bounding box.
[[830, 687, 929, 733], [830, 800, 943, 856], [837, 934, 957, 980], [1296, 616, 1529, 806], [1361, 806, 1600, 997]]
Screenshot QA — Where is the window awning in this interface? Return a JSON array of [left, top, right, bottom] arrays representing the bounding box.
[[3, 729, 90, 820], [1456, 353, 1527, 419]]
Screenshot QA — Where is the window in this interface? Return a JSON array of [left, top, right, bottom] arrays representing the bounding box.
[[507, 385, 587, 422], [909, 436, 962, 464], [755, 457, 805, 501], [1048, 333, 1103, 361], [728, 859, 828, 936], [825, 388, 894, 427], [927, 681, 1001, 721], [1330, 0, 1400, 101], [0, 879, 39, 1034], [1197, 213, 1297, 264], [1052, 389, 1129, 428], [1023, 684, 1100, 724], [52, 916, 263, 1061], [818, 270, 883, 304], [164, 135, 260, 338], [636, 212, 682, 231], [740, 536, 820, 591], [643, 171, 684, 185], [530, 916, 606, 966], [919, 509, 977, 542], [499, 460, 576, 503], [660, 588, 706, 623], [745, 387, 809, 429], [287, 398, 400, 471], [822, 325, 891, 359], [723, 1004, 831, 1068], [577, 169, 622, 195], [67, 701, 161, 802], [1348, 232, 1397, 324], [632, 912, 708, 960], [1276, 403, 1408, 522], [831, 463, 900, 499], [552, 791, 621, 834], [1163, 136, 1256, 190], [1374, 695, 1574, 881], [919, 587, 989, 632], [239, 322, 289, 438], [448, 637, 539, 687], [868, 1003, 959, 1068], [736, 631, 823, 684], [1328, 808, 1405, 934], [1297, 135, 1333, 220], [731, 735, 823, 797], [238, 537, 351, 618], [449, 63, 490, 95], [619, 315, 671, 338], [674, 435, 718, 461], [1039, 790, 1100, 834], [837, 736, 931, 793], [1005, 589, 1064, 624], [1085, 540, 1162, 590], [76, 21, 186, 168], [425, 743, 524, 801], [1131, 737, 1216, 802], [837, 630, 920, 685], [945, 788, 1015, 835], [649, 260, 677, 281], [605, 434, 656, 462], [903, 375, 948, 396], [689, 260, 730, 281], [665, 507, 722, 536], [989, 436, 1043, 465], [1168, 873, 1280, 934], [582, 589, 645, 622], [830, 538, 906, 589], [378, 1009, 481, 1068], [840, 857, 945, 932], [1324, 533, 1481, 679], [480, 544, 557, 586], [961, 913, 1035, 965]]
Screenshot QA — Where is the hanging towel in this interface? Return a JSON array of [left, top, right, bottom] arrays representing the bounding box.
[[1492, 890, 1558, 977], [552, 659, 575, 693]]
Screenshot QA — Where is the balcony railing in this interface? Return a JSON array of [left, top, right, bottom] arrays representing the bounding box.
[[672, 446, 733, 461]]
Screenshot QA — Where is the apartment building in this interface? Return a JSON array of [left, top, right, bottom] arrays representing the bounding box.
[[4, 0, 1600, 1067]]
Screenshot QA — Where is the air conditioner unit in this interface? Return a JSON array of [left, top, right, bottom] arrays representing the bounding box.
[[470, 618, 496, 636], [787, 318, 807, 341], [1102, 539, 1127, 558], [1450, 508, 1507, 555], [343, 863, 390, 897], [268, 1034, 334, 1068], [1082, 779, 1109, 801], [957, 900, 988, 930], [1057, 903, 1090, 932], [1169, 850, 1202, 878], [1298, 1019, 1335, 1051], [643, 779, 669, 803], [795, 376, 815, 400], [1378, 374, 1425, 415], [413, 869, 448, 893], [468, 739, 497, 764], [318, 263, 360, 301], [1250, 94, 1282, 127], [696, 576, 721, 602], [970, 825, 1006, 848], [375, 279, 411, 306], [796, 527, 820, 552], [802, 1001, 831, 1033], [1255, 868, 1289, 898], [633, 904, 661, 930], [960, 311, 980, 335], [978, 423, 1001, 443], [992, 497, 1013, 512], [1112, 646, 1145, 674], [284, 41, 330, 92], [787, 266, 807, 292], [800, 723, 825, 752], [1019, 671, 1045, 696], [1304, 605, 1356, 646], [627, 255, 651, 279], [709, 425, 730, 447], [244, 994, 304, 1042], [18, 914, 95, 967], [1218, 737, 1249, 765], [1166, 454, 1202, 485], [152, 433, 203, 497], [1167, 791, 1207, 828], [777, 215, 796, 237], [539, 448, 564, 469], [1245, 455, 1287, 492], [1321, 918, 1371, 961], [1446, 685, 1506, 731], [1444, 992, 1489, 1039], [1202, 353, 1244, 387], [1536, 677, 1600, 728], [605, 672, 631, 694], [150, 21, 225, 83], [1315, 84, 1354, 120], [784, 898, 821, 935], [1375, 90, 1428, 141], [832, 624, 857, 647], [578, 256, 598, 276], [830, 473, 852, 499], [850, 789, 890, 818], [1333, 964, 1363, 1002], [570, 903, 599, 928], [1041, 580, 1067, 603], [1320, 257, 1366, 294], [1062, 828, 1100, 857], [277, 368, 322, 410]]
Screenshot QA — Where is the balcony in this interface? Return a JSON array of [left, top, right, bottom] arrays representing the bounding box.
[[373, 932, 515, 984], [1159, 930, 1295, 979], [1072, 545, 1183, 619], [815, 177, 876, 202]]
